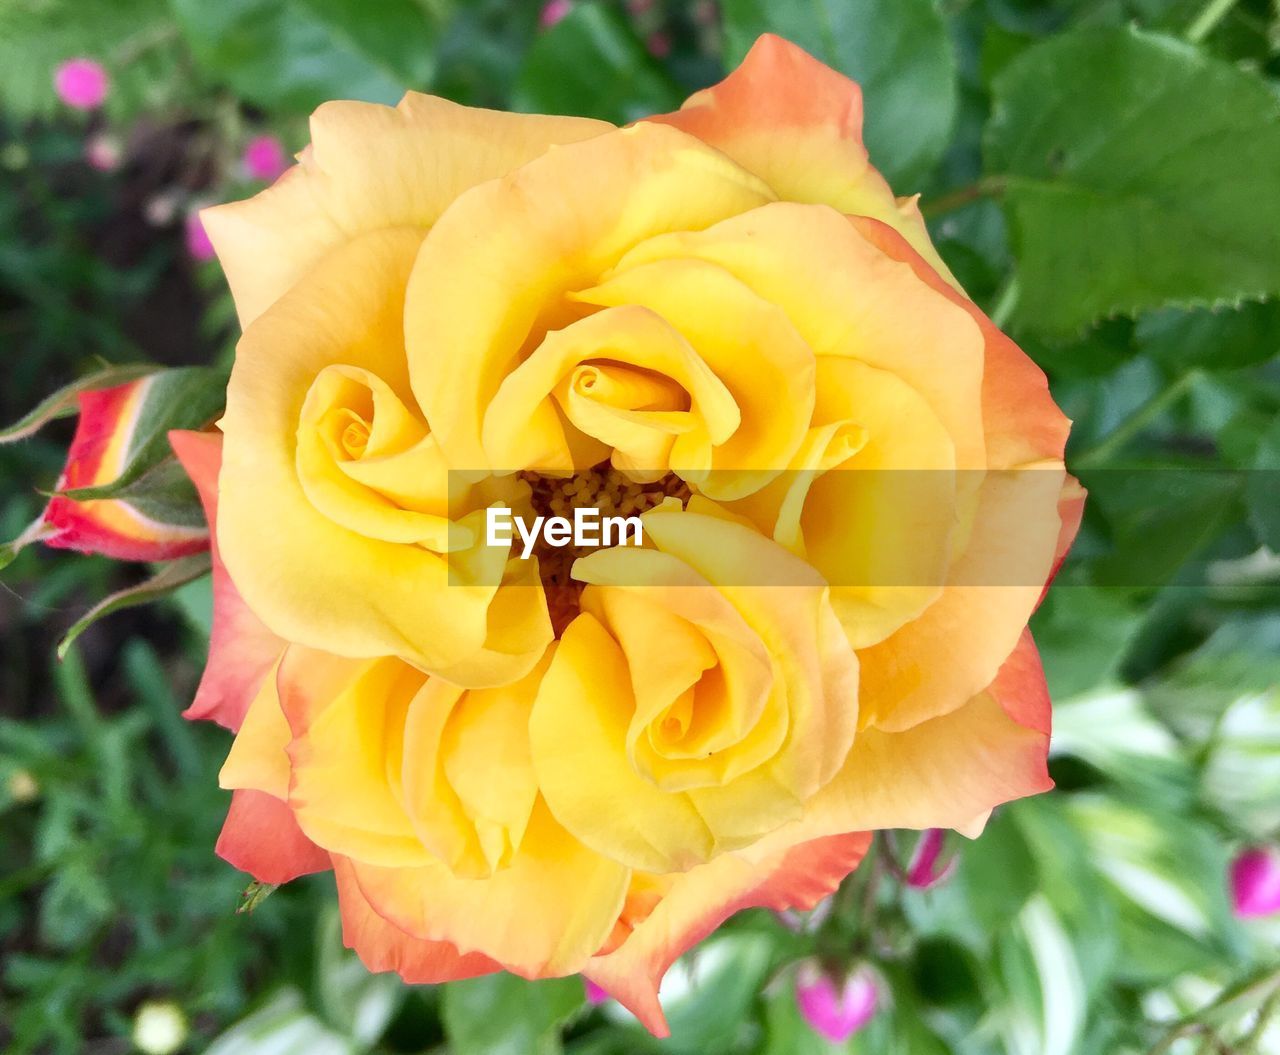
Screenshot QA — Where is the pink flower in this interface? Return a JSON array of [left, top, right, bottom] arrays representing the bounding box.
[[583, 978, 608, 1005], [906, 828, 958, 890], [646, 31, 671, 58], [242, 135, 288, 182], [795, 962, 879, 1043], [539, 0, 572, 29], [84, 134, 122, 172], [626, 0, 654, 14], [185, 211, 216, 262], [54, 58, 109, 111], [1230, 847, 1280, 918]]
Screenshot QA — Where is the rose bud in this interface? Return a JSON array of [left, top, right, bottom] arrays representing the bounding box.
[[906, 828, 958, 890], [54, 58, 109, 111], [1230, 846, 1280, 918], [40, 378, 210, 561], [795, 961, 879, 1042]]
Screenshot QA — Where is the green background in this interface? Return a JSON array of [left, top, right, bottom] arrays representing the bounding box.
[[2, 0, 1279, 1052]]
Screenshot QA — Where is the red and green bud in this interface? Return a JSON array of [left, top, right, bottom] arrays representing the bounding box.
[[2, 364, 226, 569], [42, 378, 211, 561]]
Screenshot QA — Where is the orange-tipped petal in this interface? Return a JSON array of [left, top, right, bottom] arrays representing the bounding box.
[[987, 630, 1051, 737], [585, 831, 870, 1035], [649, 34, 951, 281], [847, 215, 1070, 470], [215, 788, 330, 884], [334, 856, 500, 983], [170, 430, 285, 732]]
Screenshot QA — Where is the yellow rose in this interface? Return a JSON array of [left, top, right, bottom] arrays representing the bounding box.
[[175, 34, 1082, 1035]]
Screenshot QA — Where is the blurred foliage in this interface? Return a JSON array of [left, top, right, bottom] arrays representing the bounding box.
[[2, 0, 1280, 1052]]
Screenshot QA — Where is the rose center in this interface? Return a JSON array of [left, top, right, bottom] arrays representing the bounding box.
[[520, 466, 692, 636]]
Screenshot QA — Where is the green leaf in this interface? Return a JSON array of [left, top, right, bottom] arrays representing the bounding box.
[[991, 898, 1088, 1055], [1063, 795, 1243, 983], [1136, 301, 1280, 374], [314, 907, 405, 1047], [168, 0, 439, 112], [1248, 417, 1280, 550], [1030, 586, 1141, 699], [1083, 466, 1245, 589], [442, 974, 584, 1055], [57, 553, 211, 660], [511, 4, 681, 124], [0, 364, 155, 446], [1009, 797, 1120, 996], [205, 988, 356, 1055], [720, 0, 958, 188], [56, 366, 225, 502], [1051, 687, 1193, 805], [641, 932, 775, 1054], [986, 27, 1280, 335]]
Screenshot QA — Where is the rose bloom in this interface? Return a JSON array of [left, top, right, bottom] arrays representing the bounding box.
[[174, 36, 1081, 1034]]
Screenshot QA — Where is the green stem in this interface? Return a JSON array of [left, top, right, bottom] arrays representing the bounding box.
[[921, 176, 1008, 220], [1244, 988, 1280, 1051], [1073, 369, 1203, 470], [1185, 0, 1240, 42]]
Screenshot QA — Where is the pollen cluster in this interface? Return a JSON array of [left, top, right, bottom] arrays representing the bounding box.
[[519, 467, 692, 635]]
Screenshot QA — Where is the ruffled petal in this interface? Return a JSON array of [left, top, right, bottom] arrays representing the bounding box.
[[647, 34, 952, 282], [170, 429, 285, 731], [217, 227, 550, 683], [807, 632, 1053, 833], [215, 788, 330, 884], [349, 799, 629, 979], [585, 830, 871, 1035], [203, 96, 611, 326], [405, 121, 775, 470], [334, 856, 500, 983]]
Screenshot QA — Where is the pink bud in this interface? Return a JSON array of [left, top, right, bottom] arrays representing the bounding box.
[[242, 134, 288, 182], [539, 0, 572, 28], [184, 211, 215, 262], [583, 978, 608, 1005], [54, 58, 109, 111], [84, 134, 122, 172], [795, 962, 878, 1043], [906, 828, 958, 890], [646, 31, 671, 58], [1230, 847, 1280, 918], [626, 0, 655, 14]]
